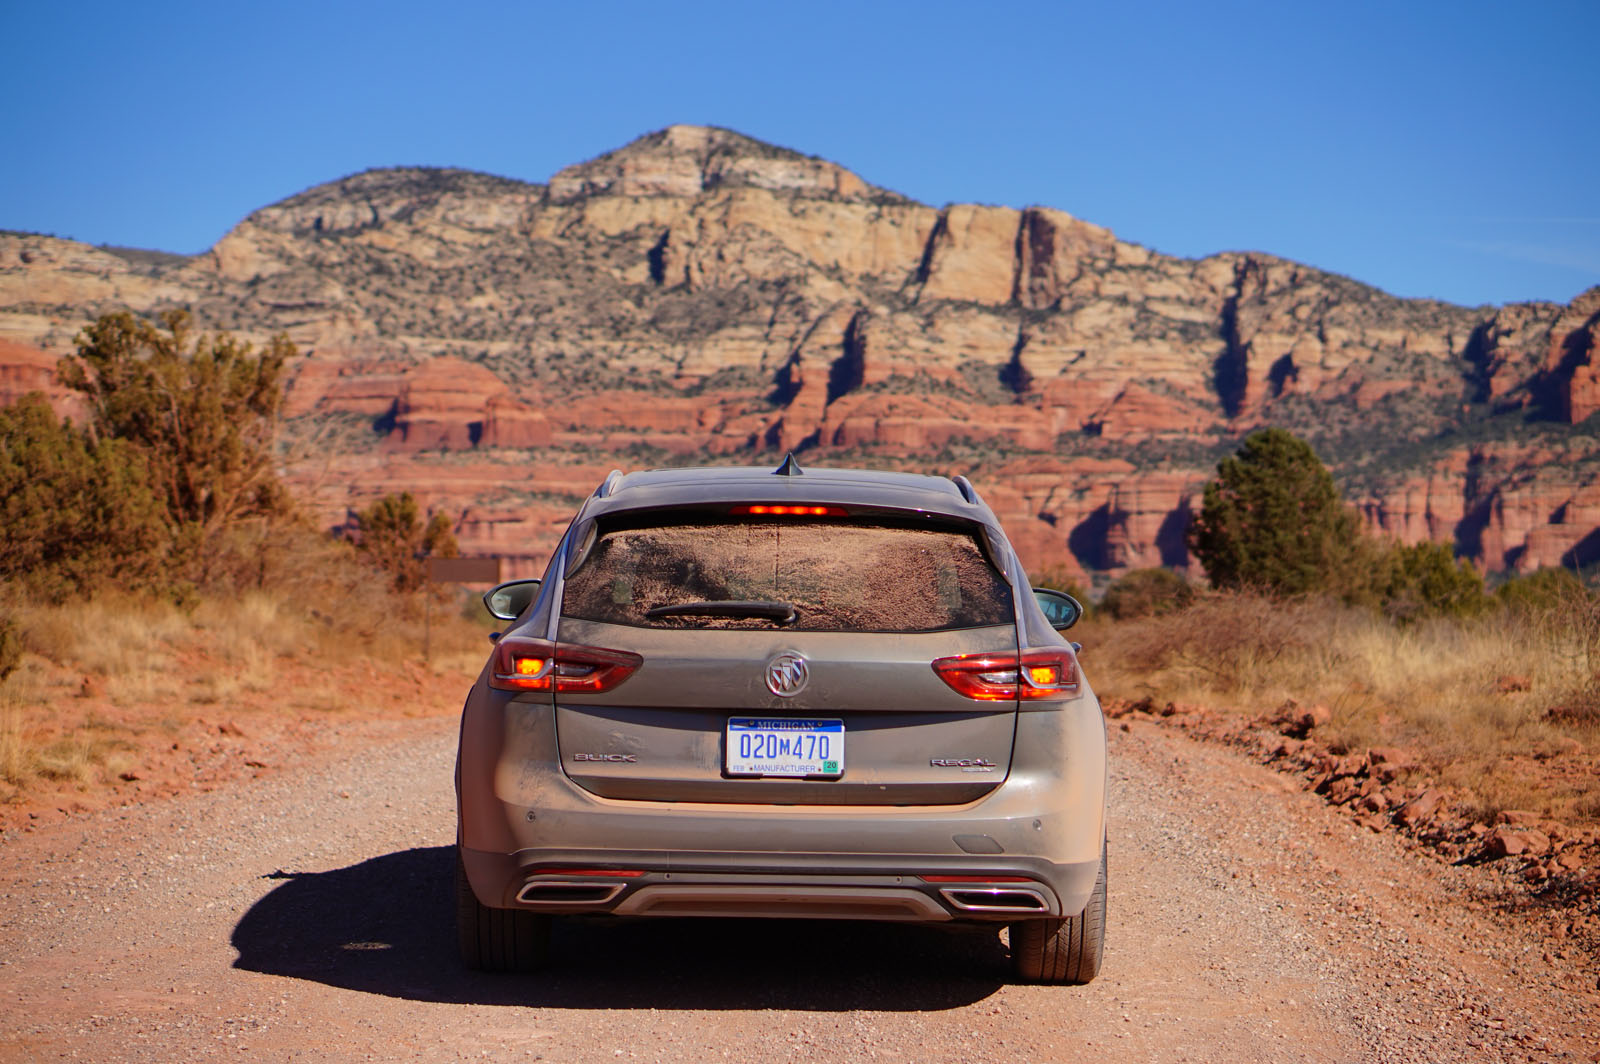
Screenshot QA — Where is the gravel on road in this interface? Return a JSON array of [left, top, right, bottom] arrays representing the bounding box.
[[2, 714, 1596, 1063]]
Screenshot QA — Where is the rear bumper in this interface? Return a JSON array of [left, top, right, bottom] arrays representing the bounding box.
[[457, 689, 1108, 922], [460, 847, 1101, 921]]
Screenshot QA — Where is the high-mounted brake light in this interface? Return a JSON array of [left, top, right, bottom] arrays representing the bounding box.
[[730, 504, 849, 517], [489, 636, 642, 693], [931, 649, 1080, 701]]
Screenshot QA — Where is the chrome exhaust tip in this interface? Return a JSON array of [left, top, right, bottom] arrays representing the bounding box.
[[515, 880, 626, 906], [938, 887, 1049, 913]]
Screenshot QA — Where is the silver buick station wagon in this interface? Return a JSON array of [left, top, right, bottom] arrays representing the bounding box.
[[455, 457, 1107, 983]]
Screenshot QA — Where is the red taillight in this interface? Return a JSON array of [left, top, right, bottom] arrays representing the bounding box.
[[489, 636, 642, 693], [931, 649, 1080, 701], [729, 504, 849, 516]]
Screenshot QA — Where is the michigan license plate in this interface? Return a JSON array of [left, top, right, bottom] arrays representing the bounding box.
[[726, 718, 844, 778]]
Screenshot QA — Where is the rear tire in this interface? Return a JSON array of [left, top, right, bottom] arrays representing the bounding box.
[[456, 849, 550, 972], [1011, 845, 1106, 984]]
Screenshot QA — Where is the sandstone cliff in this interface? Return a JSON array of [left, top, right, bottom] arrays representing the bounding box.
[[3, 124, 1597, 582]]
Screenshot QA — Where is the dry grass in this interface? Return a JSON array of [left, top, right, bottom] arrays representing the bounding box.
[[1084, 591, 1600, 826], [0, 701, 25, 787], [0, 569, 492, 803], [36, 733, 111, 785]]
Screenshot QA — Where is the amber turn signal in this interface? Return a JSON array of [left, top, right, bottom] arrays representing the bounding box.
[[931, 649, 1080, 701]]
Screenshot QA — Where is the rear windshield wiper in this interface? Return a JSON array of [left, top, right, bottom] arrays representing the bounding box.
[[645, 600, 799, 625]]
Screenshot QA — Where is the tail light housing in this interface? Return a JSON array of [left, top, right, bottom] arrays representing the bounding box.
[[489, 636, 642, 693], [931, 648, 1080, 701]]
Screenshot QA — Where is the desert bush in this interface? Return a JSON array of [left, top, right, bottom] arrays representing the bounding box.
[[1495, 566, 1585, 615], [349, 492, 461, 592], [1186, 429, 1493, 621], [1085, 586, 1600, 825], [1100, 567, 1193, 620], [57, 310, 295, 582], [1096, 590, 1324, 691], [0, 615, 20, 683], [1515, 581, 1600, 724], [0, 393, 169, 601], [1522, 580, 1600, 677], [1373, 540, 1490, 623], [1187, 428, 1364, 596]]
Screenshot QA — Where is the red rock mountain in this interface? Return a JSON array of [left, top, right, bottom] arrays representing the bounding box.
[[3, 124, 1598, 583]]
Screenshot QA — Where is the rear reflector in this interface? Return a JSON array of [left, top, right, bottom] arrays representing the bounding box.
[[529, 868, 646, 878], [919, 874, 1033, 883], [489, 636, 642, 693], [730, 504, 849, 517], [931, 649, 1080, 701]]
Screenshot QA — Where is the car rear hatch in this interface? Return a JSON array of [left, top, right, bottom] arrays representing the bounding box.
[[543, 513, 1020, 806]]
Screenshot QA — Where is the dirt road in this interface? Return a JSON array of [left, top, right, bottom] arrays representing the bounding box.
[[2, 715, 1595, 1063]]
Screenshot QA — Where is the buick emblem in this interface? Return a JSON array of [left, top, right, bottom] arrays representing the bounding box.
[[765, 652, 809, 697]]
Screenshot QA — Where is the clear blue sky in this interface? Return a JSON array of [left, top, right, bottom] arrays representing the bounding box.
[[3, 0, 1596, 308]]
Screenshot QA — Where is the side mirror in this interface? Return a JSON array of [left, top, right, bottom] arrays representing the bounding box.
[[483, 579, 541, 622], [1032, 588, 1083, 631]]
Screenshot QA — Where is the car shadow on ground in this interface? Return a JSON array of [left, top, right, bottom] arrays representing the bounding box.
[[231, 846, 1008, 1009]]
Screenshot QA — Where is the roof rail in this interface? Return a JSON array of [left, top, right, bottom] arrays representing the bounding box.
[[952, 475, 980, 505], [594, 469, 625, 498]]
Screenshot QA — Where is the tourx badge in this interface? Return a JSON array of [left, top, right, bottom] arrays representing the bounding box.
[[765, 652, 809, 697]]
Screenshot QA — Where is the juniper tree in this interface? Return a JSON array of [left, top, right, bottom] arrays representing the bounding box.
[[1376, 540, 1490, 622], [351, 492, 460, 592], [58, 310, 294, 578], [0, 393, 167, 601], [1186, 428, 1363, 596]]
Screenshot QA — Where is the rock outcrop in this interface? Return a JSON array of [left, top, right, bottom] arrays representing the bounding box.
[[3, 124, 1599, 581], [0, 338, 83, 421]]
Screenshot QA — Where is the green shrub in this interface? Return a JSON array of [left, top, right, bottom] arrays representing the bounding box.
[[1187, 428, 1364, 596], [1374, 541, 1490, 623], [1495, 566, 1585, 615], [0, 393, 169, 602], [350, 492, 460, 592], [57, 311, 294, 582], [1101, 567, 1194, 620]]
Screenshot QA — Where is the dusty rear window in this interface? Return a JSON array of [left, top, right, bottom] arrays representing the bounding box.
[[561, 520, 1014, 633]]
